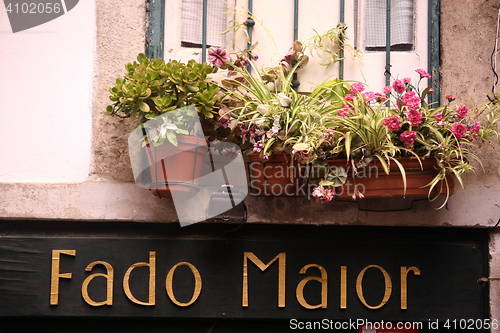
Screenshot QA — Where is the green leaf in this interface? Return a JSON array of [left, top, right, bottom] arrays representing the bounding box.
[[138, 101, 150, 112], [167, 131, 178, 146]]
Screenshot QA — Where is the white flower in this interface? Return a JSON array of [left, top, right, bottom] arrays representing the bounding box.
[[257, 104, 269, 115], [277, 92, 292, 107], [271, 114, 281, 133], [292, 142, 310, 152], [158, 122, 178, 137]]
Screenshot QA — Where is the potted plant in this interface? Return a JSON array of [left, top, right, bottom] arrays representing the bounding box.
[[309, 71, 500, 207], [207, 42, 335, 196], [106, 53, 226, 199], [206, 42, 500, 206]]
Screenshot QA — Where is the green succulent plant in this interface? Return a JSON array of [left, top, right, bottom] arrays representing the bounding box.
[[106, 53, 222, 145]]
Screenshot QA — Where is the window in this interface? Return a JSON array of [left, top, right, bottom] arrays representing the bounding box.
[[161, 0, 234, 62], [148, 0, 439, 98], [365, 0, 415, 51], [180, 0, 227, 48]]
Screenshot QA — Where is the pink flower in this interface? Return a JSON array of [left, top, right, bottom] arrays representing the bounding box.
[[429, 88, 435, 94], [403, 77, 411, 83], [446, 94, 456, 102], [312, 186, 335, 204], [344, 94, 354, 102], [416, 69, 431, 79], [471, 120, 481, 135], [375, 93, 387, 103], [451, 123, 467, 138], [351, 188, 365, 200], [407, 110, 423, 126], [350, 82, 365, 94], [323, 128, 336, 144], [338, 106, 349, 117], [382, 116, 401, 131], [402, 91, 421, 112], [363, 91, 377, 102], [207, 47, 229, 67], [383, 85, 393, 94], [393, 80, 406, 94], [434, 112, 443, 122], [400, 130, 417, 148], [457, 104, 468, 119]]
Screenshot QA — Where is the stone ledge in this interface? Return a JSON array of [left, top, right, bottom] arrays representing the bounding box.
[[0, 177, 499, 227]]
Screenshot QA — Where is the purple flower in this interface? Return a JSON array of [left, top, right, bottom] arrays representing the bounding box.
[[253, 141, 264, 153], [207, 47, 229, 67], [221, 146, 239, 159], [312, 186, 335, 204], [217, 117, 231, 128]]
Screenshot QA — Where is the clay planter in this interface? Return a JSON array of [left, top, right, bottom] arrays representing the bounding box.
[[246, 153, 310, 196], [327, 157, 454, 199], [145, 135, 208, 199]]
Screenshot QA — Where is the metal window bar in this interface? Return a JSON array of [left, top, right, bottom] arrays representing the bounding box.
[[339, 0, 345, 80], [428, 0, 441, 106], [146, 0, 165, 59], [385, 0, 391, 87], [246, 0, 254, 72], [201, 0, 208, 63], [292, 0, 300, 90], [294, 0, 299, 41]]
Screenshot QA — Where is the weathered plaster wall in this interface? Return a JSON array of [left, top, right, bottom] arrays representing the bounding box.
[[441, 0, 500, 329], [441, 0, 499, 103], [91, 0, 146, 182]]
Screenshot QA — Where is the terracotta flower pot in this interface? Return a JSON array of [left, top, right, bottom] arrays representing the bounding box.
[[145, 135, 208, 199], [327, 157, 454, 199], [247, 153, 310, 196]]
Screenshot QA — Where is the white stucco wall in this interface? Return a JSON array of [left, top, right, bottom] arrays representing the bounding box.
[[0, 1, 95, 182]]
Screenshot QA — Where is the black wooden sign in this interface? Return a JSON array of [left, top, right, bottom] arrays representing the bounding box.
[[0, 224, 489, 322]]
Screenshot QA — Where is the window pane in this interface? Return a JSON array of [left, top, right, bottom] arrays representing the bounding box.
[[181, 0, 227, 47], [365, 0, 414, 50]]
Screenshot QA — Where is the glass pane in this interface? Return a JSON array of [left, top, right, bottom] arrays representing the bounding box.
[[365, 0, 414, 50], [181, 0, 227, 47]]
